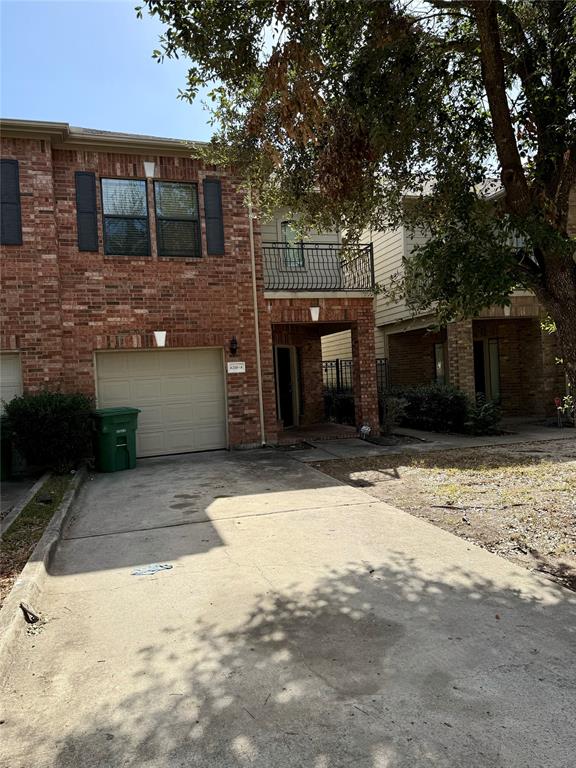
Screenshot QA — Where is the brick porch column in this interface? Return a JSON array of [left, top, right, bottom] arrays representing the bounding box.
[[351, 321, 379, 432], [300, 334, 324, 425], [446, 320, 475, 397]]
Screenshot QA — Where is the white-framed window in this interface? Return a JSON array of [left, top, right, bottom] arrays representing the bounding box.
[[154, 181, 201, 257], [101, 178, 149, 256]]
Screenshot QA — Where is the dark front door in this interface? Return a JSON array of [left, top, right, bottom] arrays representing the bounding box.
[[276, 347, 294, 427], [473, 340, 486, 396]]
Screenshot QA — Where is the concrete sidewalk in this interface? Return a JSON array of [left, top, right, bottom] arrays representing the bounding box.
[[290, 422, 576, 462], [0, 449, 574, 767]]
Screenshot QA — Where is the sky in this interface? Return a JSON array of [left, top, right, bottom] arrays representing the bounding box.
[[0, 0, 215, 141]]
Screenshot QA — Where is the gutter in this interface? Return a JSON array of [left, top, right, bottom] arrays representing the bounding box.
[[247, 187, 267, 447]]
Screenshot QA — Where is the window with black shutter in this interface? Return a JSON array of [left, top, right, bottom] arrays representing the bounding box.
[[203, 178, 224, 255], [101, 178, 149, 256], [1, 159, 23, 245], [75, 172, 98, 251], [154, 181, 201, 257]]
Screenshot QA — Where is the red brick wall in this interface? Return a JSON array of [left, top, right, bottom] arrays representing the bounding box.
[[388, 328, 443, 387], [0, 136, 273, 448], [447, 320, 476, 397], [267, 297, 379, 430], [272, 325, 324, 425], [1, 135, 380, 446], [385, 317, 566, 418], [473, 318, 565, 416], [0, 138, 64, 389]]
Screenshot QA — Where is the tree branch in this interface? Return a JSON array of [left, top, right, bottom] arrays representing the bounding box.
[[471, 0, 531, 216]]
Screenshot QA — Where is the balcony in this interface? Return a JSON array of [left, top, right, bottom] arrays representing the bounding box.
[[263, 242, 374, 291]]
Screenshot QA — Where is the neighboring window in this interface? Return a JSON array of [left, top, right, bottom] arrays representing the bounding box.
[[101, 178, 149, 256], [155, 181, 201, 257], [281, 220, 305, 268], [1, 159, 23, 245], [434, 342, 446, 384]]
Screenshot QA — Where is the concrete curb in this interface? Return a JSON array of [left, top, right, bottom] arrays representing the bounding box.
[[0, 467, 86, 687], [0, 472, 51, 536]]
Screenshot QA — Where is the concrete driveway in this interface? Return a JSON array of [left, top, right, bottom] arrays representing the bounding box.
[[1, 449, 575, 767]]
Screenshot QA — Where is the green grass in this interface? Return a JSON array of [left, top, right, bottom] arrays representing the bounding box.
[[1, 475, 71, 606]]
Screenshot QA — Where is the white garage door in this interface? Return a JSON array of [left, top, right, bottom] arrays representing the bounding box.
[[96, 349, 227, 457], [0, 353, 23, 414]]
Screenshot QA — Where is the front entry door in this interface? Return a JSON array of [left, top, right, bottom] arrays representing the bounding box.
[[276, 346, 295, 427]]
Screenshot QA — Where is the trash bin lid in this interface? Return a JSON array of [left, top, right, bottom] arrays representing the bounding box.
[[93, 407, 141, 417]]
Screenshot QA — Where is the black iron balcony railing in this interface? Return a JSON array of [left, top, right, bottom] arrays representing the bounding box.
[[263, 242, 374, 291]]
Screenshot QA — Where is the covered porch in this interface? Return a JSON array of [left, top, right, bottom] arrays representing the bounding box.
[[264, 296, 379, 443]]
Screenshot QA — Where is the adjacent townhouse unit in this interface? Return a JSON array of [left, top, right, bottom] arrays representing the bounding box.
[[0, 119, 379, 457], [322, 201, 572, 419]]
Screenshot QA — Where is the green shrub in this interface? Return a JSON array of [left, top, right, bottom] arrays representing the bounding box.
[[383, 384, 502, 435], [390, 384, 469, 432], [465, 394, 502, 435], [379, 394, 407, 434], [3, 391, 93, 473]]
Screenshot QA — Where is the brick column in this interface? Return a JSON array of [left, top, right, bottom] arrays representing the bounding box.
[[299, 334, 324, 425], [351, 320, 379, 432], [446, 320, 475, 397]]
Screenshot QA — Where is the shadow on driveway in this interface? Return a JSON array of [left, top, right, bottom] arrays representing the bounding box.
[[42, 556, 576, 767]]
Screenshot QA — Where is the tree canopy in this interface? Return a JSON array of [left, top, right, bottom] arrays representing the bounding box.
[[139, 0, 576, 388]]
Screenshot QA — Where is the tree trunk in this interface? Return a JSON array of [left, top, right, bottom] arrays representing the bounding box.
[[554, 311, 576, 398], [534, 248, 576, 398], [473, 1, 532, 216]]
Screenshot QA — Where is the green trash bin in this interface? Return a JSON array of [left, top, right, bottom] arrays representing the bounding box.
[[92, 407, 140, 473]]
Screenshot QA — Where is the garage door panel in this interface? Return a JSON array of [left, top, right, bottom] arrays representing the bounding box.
[[127, 353, 161, 376], [96, 349, 226, 457], [190, 375, 225, 396], [97, 380, 130, 403], [193, 426, 228, 451], [96, 353, 130, 377], [194, 401, 227, 424], [138, 405, 164, 428], [162, 377, 195, 399], [131, 378, 163, 401], [163, 403, 196, 425], [165, 428, 199, 453], [1, 353, 23, 414], [138, 430, 167, 456]]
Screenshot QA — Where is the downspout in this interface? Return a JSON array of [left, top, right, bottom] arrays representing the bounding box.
[[247, 186, 267, 446]]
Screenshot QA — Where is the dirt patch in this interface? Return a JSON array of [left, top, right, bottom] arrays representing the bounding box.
[[0, 475, 71, 609], [311, 438, 576, 591]]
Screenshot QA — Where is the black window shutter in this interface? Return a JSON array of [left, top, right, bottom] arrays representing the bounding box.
[[203, 178, 224, 255], [75, 172, 99, 251], [1, 159, 23, 245]]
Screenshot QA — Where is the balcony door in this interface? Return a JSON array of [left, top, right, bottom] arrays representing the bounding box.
[[281, 220, 305, 268]]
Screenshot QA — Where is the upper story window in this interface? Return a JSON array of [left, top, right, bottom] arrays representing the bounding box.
[[1, 160, 23, 246], [281, 220, 305, 268], [154, 181, 201, 257], [101, 178, 149, 256]]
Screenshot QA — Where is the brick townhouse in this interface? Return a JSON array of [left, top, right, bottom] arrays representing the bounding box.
[[322, 199, 573, 418], [0, 119, 379, 456]]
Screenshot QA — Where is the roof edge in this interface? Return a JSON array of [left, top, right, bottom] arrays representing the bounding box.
[[0, 118, 208, 155]]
